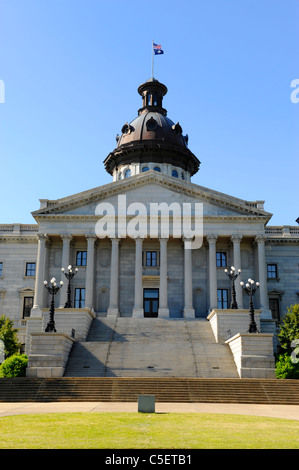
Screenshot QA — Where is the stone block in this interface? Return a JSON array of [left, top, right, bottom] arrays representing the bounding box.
[[138, 395, 155, 413]]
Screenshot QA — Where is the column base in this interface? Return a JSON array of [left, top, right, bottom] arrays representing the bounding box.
[[260, 308, 272, 320], [107, 307, 119, 316], [158, 308, 169, 318], [183, 307, 195, 319], [133, 307, 144, 318], [30, 306, 43, 318]]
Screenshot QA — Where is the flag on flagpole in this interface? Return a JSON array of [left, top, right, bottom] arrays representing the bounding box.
[[153, 43, 164, 55]]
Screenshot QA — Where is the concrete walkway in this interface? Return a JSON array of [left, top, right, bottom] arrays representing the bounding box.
[[1, 402, 299, 421]]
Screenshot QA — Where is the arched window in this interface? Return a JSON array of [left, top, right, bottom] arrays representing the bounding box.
[[142, 166, 149, 172], [124, 168, 131, 178], [172, 170, 178, 178], [153, 94, 158, 106], [154, 166, 161, 172]]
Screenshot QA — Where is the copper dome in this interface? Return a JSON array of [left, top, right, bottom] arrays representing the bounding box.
[[104, 78, 200, 176]]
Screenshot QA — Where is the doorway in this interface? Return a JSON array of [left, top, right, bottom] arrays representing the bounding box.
[[143, 288, 159, 317]]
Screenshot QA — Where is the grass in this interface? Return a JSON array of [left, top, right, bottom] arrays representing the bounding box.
[[0, 412, 299, 449]]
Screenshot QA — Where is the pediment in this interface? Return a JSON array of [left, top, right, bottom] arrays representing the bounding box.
[[32, 172, 272, 222]]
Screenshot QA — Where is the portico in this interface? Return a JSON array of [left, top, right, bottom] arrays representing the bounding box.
[[29, 223, 274, 320]]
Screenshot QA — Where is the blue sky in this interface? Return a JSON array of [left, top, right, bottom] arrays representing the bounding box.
[[0, 0, 298, 225]]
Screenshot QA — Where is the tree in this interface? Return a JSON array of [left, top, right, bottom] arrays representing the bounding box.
[[278, 304, 299, 354], [0, 315, 22, 359]]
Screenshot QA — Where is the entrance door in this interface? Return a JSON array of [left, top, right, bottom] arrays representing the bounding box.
[[143, 288, 159, 317]]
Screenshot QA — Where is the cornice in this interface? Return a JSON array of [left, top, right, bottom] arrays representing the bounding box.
[[0, 236, 37, 243], [32, 214, 269, 224], [266, 238, 299, 245]]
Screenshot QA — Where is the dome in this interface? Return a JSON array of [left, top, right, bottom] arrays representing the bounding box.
[[104, 78, 200, 177]]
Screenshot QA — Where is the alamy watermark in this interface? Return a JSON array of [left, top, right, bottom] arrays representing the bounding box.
[[290, 79, 299, 103], [291, 339, 299, 364], [0, 339, 4, 363], [95, 195, 203, 249]]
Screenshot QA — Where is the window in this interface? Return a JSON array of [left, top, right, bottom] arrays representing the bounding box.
[[0, 262, 3, 277], [154, 166, 161, 172], [75, 288, 85, 308], [118, 172, 122, 180], [25, 262, 36, 276], [267, 264, 278, 279], [153, 94, 158, 106], [181, 172, 185, 180], [142, 166, 149, 172], [23, 296, 33, 318], [124, 168, 131, 178], [269, 298, 280, 322], [76, 251, 87, 266], [146, 251, 157, 267], [217, 289, 228, 309], [216, 252, 227, 267], [172, 170, 178, 178]]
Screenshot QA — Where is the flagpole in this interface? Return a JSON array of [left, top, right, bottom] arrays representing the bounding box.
[[151, 40, 154, 79]]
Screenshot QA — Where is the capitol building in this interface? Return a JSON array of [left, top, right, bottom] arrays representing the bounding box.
[[0, 77, 298, 379]]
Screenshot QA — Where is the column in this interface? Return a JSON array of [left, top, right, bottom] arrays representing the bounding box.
[[183, 237, 195, 318], [59, 234, 72, 307], [255, 234, 271, 318], [231, 234, 243, 308], [158, 237, 169, 317], [107, 238, 120, 316], [31, 233, 48, 317], [133, 237, 144, 317], [85, 234, 97, 311], [207, 234, 218, 311]]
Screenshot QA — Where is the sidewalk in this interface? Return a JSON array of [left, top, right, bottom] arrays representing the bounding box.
[[1, 401, 299, 420]]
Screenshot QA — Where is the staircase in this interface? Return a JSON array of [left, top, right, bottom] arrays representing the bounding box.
[[2, 317, 295, 405], [1, 377, 299, 404], [63, 317, 239, 378]]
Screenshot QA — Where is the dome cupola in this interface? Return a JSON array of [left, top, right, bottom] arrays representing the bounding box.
[[104, 78, 200, 181]]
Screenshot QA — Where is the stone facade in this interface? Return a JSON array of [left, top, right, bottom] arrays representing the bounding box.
[[0, 77, 298, 363], [0, 180, 298, 354]]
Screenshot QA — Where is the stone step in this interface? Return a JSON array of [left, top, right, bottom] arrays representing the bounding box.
[[1, 377, 299, 404], [64, 317, 239, 378]]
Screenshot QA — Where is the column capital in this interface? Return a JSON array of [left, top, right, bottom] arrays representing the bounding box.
[[231, 234, 243, 243], [255, 234, 267, 244], [85, 233, 97, 241], [206, 234, 218, 244], [36, 233, 48, 242], [61, 233, 73, 241]]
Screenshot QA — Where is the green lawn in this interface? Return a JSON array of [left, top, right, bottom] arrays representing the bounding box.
[[0, 412, 299, 449]]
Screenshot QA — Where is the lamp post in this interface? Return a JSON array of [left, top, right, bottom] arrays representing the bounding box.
[[44, 277, 63, 332], [61, 265, 78, 308], [240, 278, 260, 333], [224, 266, 241, 309]]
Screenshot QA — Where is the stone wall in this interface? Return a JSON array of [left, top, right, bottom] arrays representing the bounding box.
[[208, 308, 262, 343], [225, 333, 276, 378], [26, 332, 75, 377]]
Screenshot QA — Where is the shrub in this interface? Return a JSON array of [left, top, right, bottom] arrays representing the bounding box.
[[0, 353, 28, 377], [278, 304, 299, 354], [275, 353, 299, 379], [0, 315, 22, 358]]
